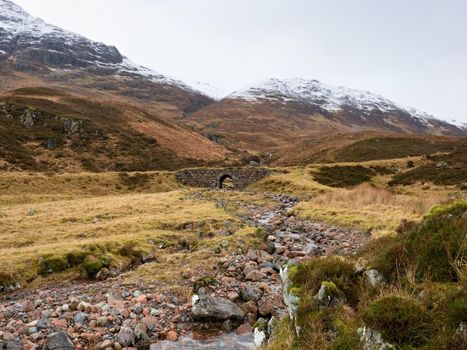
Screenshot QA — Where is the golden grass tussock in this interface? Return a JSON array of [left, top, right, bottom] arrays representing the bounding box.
[[312, 183, 442, 216], [294, 183, 447, 237], [249, 167, 330, 196]]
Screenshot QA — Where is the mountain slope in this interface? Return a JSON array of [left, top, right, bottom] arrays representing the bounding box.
[[186, 78, 465, 153], [0, 0, 245, 171], [0, 87, 236, 171], [0, 0, 213, 116]]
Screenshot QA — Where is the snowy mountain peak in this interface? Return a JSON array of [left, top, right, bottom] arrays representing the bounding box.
[[229, 77, 436, 121], [0, 0, 209, 96]]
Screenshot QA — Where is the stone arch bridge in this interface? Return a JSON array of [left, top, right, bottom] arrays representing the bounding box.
[[175, 167, 271, 189]]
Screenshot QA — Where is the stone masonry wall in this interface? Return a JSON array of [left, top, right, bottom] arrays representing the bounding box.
[[175, 167, 271, 189]]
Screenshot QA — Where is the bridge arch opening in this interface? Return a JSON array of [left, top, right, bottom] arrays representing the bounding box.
[[219, 174, 235, 189]]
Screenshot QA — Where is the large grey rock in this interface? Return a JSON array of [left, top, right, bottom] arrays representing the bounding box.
[[6, 341, 22, 350], [240, 284, 262, 302], [192, 295, 245, 322], [44, 331, 74, 350], [73, 312, 88, 324], [36, 318, 49, 330], [116, 327, 134, 347]]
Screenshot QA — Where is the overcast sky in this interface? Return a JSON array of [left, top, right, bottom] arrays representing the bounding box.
[[13, 0, 467, 122]]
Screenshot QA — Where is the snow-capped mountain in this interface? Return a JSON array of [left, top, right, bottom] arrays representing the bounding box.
[[0, 0, 210, 98], [222, 77, 465, 136], [188, 78, 465, 153], [229, 78, 435, 122]]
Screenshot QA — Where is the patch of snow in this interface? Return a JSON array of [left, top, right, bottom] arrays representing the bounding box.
[[448, 118, 467, 129], [118, 58, 195, 90]]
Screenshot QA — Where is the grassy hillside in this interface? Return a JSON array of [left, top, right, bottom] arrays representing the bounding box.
[[0, 88, 236, 172], [334, 136, 463, 162]]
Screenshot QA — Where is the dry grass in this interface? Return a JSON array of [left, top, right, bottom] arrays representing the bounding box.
[[0, 188, 246, 285], [0, 171, 180, 205], [313, 183, 441, 215], [294, 183, 446, 237], [249, 167, 330, 196]]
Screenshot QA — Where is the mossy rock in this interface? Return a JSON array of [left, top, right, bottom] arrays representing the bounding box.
[[290, 256, 357, 304], [192, 275, 218, 293], [363, 295, 432, 347], [66, 250, 90, 266], [253, 318, 268, 332], [39, 255, 69, 275], [82, 255, 104, 278], [321, 281, 342, 299]]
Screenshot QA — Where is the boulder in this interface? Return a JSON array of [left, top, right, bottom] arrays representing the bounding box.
[[192, 295, 245, 322], [240, 284, 262, 302], [44, 331, 74, 350], [245, 270, 266, 282], [116, 327, 134, 347]]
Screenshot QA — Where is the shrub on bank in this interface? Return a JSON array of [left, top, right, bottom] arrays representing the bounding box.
[[363, 295, 432, 347]]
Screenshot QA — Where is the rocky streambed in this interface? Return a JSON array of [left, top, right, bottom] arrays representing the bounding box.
[[0, 193, 369, 350]]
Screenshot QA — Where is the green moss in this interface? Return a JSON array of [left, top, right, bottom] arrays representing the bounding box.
[[253, 318, 268, 332], [82, 255, 104, 278], [291, 256, 357, 304], [288, 265, 299, 281], [193, 275, 218, 293], [363, 295, 432, 347], [331, 317, 362, 350], [39, 255, 69, 275], [321, 281, 343, 299], [288, 286, 303, 296]]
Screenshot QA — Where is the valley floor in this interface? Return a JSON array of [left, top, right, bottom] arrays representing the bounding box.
[[0, 164, 465, 350]]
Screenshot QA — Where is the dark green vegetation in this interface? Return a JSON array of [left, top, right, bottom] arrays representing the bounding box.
[[334, 137, 461, 162], [0, 94, 209, 172], [389, 146, 467, 188], [363, 296, 432, 347], [271, 201, 467, 350], [372, 201, 467, 282], [313, 165, 376, 187], [36, 240, 154, 280]]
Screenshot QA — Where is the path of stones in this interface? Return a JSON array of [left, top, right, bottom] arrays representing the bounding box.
[[0, 193, 369, 350]]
